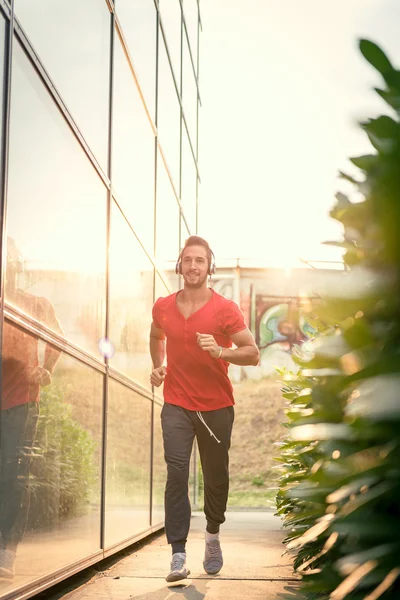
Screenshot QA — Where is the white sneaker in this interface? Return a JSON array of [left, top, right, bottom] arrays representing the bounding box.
[[203, 536, 223, 575], [0, 549, 16, 579], [166, 552, 190, 582]]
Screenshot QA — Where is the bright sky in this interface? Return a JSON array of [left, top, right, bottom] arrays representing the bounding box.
[[198, 0, 400, 267]]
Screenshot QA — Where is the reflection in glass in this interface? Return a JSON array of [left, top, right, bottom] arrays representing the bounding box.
[[105, 380, 151, 546], [113, 35, 155, 255], [157, 36, 181, 190], [152, 401, 166, 525], [180, 218, 191, 251], [181, 130, 197, 232], [7, 40, 107, 357], [152, 274, 175, 401], [151, 276, 179, 524], [14, 0, 110, 170], [156, 151, 180, 263], [1, 328, 103, 587], [159, 0, 182, 83], [156, 262, 180, 296], [109, 202, 154, 389], [116, 0, 157, 119]]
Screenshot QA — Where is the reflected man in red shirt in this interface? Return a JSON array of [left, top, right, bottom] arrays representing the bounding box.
[[0, 238, 63, 579], [149, 236, 259, 582]]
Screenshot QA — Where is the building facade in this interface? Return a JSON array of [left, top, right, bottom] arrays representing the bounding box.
[[0, 0, 201, 597]]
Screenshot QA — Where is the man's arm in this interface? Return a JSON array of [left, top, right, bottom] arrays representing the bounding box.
[[41, 300, 64, 384], [196, 328, 260, 366], [150, 321, 166, 368], [222, 328, 259, 366]]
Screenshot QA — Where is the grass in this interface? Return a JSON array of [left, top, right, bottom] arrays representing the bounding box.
[[227, 488, 277, 509], [194, 377, 286, 510]]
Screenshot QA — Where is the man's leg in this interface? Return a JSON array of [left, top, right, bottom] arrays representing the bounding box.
[[0, 403, 39, 578], [161, 403, 195, 581], [195, 406, 234, 574]]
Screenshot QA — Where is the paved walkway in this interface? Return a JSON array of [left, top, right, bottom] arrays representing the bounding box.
[[47, 511, 299, 600]]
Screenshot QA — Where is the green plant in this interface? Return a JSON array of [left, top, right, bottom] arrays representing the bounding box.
[[251, 475, 265, 487], [276, 39, 400, 599], [27, 384, 98, 530]]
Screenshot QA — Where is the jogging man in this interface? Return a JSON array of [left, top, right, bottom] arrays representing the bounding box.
[[149, 236, 259, 582]]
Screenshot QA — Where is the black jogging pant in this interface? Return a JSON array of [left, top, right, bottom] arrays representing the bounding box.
[[161, 402, 234, 552]]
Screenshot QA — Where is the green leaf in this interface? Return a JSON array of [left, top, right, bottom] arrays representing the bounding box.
[[384, 69, 400, 93], [361, 116, 399, 154], [338, 171, 361, 186], [286, 514, 335, 550], [335, 543, 400, 574], [359, 39, 392, 76], [330, 560, 377, 599], [350, 154, 378, 171], [326, 476, 378, 504], [346, 374, 400, 421], [375, 87, 400, 112], [343, 319, 375, 350], [290, 424, 355, 442]]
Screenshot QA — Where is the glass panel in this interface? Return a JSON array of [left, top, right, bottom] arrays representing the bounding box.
[[156, 151, 180, 263], [157, 34, 181, 191], [180, 217, 191, 250], [156, 261, 179, 296], [7, 40, 107, 357], [152, 274, 171, 401], [182, 37, 198, 151], [181, 130, 197, 232], [1, 325, 103, 589], [151, 400, 165, 525], [159, 0, 181, 83], [113, 35, 155, 255], [105, 380, 151, 546], [116, 0, 157, 120], [154, 271, 173, 306], [14, 0, 110, 170], [109, 201, 154, 390], [182, 0, 198, 71]]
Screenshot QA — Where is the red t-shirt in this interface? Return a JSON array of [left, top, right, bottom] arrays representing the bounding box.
[[152, 289, 247, 411], [2, 291, 60, 411]]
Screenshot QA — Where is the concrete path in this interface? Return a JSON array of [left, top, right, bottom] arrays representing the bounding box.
[[46, 511, 300, 600]]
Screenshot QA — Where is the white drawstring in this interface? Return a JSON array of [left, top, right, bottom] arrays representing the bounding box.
[[196, 411, 221, 443]]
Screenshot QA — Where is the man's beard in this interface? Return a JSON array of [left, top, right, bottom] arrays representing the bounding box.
[[183, 272, 208, 288]]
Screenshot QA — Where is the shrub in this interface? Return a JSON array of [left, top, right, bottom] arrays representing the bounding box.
[[27, 384, 98, 530], [276, 40, 400, 599]]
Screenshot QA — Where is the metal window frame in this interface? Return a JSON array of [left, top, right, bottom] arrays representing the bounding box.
[[180, 0, 202, 104], [100, 1, 115, 552], [113, 15, 193, 251], [157, 10, 201, 184], [0, 0, 13, 415], [114, 1, 201, 207]]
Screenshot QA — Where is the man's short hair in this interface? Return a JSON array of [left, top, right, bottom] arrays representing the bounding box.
[[181, 236, 213, 268]]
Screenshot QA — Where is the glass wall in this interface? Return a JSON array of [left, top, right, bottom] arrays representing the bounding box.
[[1, 329, 103, 589], [0, 0, 201, 598], [105, 381, 151, 547]]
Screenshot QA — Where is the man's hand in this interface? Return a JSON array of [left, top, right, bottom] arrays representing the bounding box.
[[196, 332, 221, 358], [150, 366, 167, 387], [31, 366, 52, 387]]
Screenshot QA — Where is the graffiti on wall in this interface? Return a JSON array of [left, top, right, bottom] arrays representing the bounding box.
[[255, 296, 317, 374]]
